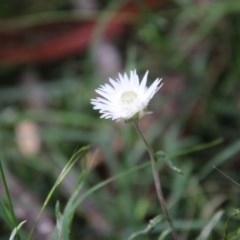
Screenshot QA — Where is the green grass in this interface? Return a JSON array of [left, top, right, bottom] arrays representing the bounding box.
[[0, 0, 240, 239]]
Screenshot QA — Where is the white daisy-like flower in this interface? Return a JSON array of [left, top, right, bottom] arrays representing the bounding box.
[[91, 69, 163, 121]]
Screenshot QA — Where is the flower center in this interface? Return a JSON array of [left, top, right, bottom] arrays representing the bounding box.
[[120, 91, 138, 105]]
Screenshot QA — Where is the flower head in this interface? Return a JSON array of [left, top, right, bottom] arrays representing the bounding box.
[[91, 69, 163, 121]]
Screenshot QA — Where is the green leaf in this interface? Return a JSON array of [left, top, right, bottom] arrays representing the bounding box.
[[196, 210, 224, 240], [127, 215, 163, 240], [60, 169, 88, 240], [158, 229, 171, 240], [27, 145, 89, 240], [155, 151, 184, 175], [9, 220, 26, 240]]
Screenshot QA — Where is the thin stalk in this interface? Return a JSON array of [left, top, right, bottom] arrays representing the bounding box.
[[133, 121, 178, 240], [0, 159, 20, 240]]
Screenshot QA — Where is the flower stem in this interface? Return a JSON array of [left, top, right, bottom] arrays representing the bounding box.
[[0, 159, 20, 240], [133, 121, 178, 239]]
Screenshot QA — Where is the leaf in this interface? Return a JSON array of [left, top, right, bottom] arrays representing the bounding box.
[[55, 201, 63, 238], [200, 139, 240, 180], [196, 210, 224, 240], [127, 215, 163, 240], [158, 229, 171, 240], [9, 220, 26, 240], [224, 208, 240, 240], [60, 169, 88, 240], [155, 151, 184, 175], [27, 145, 89, 240], [213, 166, 240, 188]]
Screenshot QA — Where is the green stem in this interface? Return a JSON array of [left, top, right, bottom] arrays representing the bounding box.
[[133, 121, 178, 240], [0, 159, 20, 240]]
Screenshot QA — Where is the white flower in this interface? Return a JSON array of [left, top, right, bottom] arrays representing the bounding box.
[[91, 69, 163, 121]]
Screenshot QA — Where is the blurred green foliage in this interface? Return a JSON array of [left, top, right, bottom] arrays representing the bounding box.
[[0, 0, 240, 239]]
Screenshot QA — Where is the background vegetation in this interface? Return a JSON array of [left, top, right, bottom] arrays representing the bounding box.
[[0, 0, 240, 239]]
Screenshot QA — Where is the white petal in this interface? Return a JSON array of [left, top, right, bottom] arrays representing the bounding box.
[[91, 70, 163, 121], [140, 70, 149, 90]]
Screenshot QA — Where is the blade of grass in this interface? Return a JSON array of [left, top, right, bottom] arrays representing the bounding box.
[[9, 220, 26, 240], [0, 159, 20, 240], [213, 166, 240, 188], [0, 198, 16, 229], [158, 229, 171, 240], [127, 215, 163, 240], [60, 169, 88, 240], [48, 138, 223, 239], [200, 139, 240, 180], [68, 138, 224, 211], [173, 138, 223, 157], [27, 145, 89, 240], [70, 161, 149, 211], [196, 210, 224, 240]]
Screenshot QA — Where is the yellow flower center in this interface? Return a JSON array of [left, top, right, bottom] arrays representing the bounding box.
[[120, 91, 138, 105]]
